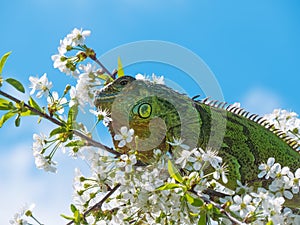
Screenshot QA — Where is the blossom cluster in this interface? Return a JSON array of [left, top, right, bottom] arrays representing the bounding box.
[[9, 204, 35, 225], [264, 109, 300, 145], [135, 73, 165, 85], [223, 157, 300, 224], [171, 137, 228, 184], [50, 28, 104, 108], [51, 28, 91, 76], [71, 143, 200, 224]]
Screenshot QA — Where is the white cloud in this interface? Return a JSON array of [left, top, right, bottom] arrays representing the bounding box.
[[241, 87, 282, 115]]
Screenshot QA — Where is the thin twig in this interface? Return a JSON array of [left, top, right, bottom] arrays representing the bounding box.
[[92, 58, 113, 78], [0, 90, 120, 155], [198, 193, 243, 225], [66, 183, 121, 225]]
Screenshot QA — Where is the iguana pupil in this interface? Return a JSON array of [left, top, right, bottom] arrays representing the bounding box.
[[137, 103, 152, 119]]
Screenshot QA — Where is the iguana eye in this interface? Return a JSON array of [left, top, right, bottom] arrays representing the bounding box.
[[138, 103, 152, 119], [119, 80, 128, 86]]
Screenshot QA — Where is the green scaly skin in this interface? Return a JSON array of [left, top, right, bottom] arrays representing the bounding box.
[[94, 76, 300, 207]]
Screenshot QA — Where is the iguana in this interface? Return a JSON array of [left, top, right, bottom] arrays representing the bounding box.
[[94, 75, 300, 204]]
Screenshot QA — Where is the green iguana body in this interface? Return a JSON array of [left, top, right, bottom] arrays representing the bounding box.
[[94, 76, 300, 193]]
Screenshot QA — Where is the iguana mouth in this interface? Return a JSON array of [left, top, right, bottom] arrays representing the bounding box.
[[94, 90, 118, 108]]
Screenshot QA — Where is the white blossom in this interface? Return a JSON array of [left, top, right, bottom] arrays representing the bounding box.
[[32, 133, 47, 152], [151, 73, 164, 84], [264, 109, 300, 143], [213, 164, 228, 184], [66, 28, 91, 47], [288, 168, 300, 194], [114, 126, 134, 148], [135, 73, 148, 80], [167, 137, 190, 150], [229, 194, 255, 218], [202, 148, 222, 169], [191, 148, 205, 170], [75, 63, 102, 107], [175, 149, 194, 168], [9, 203, 35, 225], [33, 153, 57, 173], [89, 108, 112, 126], [68, 86, 78, 107], [118, 154, 137, 174], [258, 157, 275, 179], [47, 91, 67, 114], [29, 73, 52, 98]]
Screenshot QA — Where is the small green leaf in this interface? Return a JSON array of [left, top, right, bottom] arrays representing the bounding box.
[[74, 210, 80, 223], [6, 78, 25, 93], [0, 98, 13, 110], [28, 96, 42, 112], [60, 214, 74, 221], [117, 56, 125, 77], [50, 126, 67, 137], [98, 74, 114, 83], [67, 105, 78, 126], [15, 115, 21, 127], [0, 111, 16, 127], [185, 193, 203, 207], [167, 160, 183, 183], [157, 183, 182, 191], [70, 204, 77, 213], [0, 51, 11, 75], [198, 212, 207, 225], [20, 108, 34, 116], [65, 140, 85, 147]]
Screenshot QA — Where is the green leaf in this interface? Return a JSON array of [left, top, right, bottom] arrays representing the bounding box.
[[198, 212, 207, 225], [70, 204, 77, 213], [60, 214, 74, 221], [117, 56, 125, 77], [185, 193, 203, 207], [0, 98, 13, 110], [28, 96, 42, 113], [74, 210, 80, 223], [6, 78, 25, 93], [168, 160, 183, 183], [50, 126, 67, 137], [0, 51, 11, 75], [65, 140, 85, 147], [15, 115, 21, 127], [67, 105, 78, 127], [157, 183, 182, 191], [20, 108, 34, 117], [98, 74, 114, 83], [0, 111, 16, 127]]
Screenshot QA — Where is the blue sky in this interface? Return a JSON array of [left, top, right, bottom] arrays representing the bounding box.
[[0, 0, 300, 224]]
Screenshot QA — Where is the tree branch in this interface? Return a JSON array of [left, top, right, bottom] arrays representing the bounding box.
[[66, 183, 121, 225], [0, 90, 120, 155], [198, 193, 243, 225], [92, 58, 114, 78]]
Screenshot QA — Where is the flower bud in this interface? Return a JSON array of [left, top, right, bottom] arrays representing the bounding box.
[[77, 51, 87, 62], [64, 84, 71, 95], [86, 48, 96, 60]]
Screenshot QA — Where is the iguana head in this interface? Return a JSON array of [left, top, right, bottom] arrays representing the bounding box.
[[94, 76, 200, 160], [94, 76, 136, 111]]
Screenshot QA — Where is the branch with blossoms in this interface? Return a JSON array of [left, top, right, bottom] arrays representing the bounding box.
[[2, 28, 300, 225]]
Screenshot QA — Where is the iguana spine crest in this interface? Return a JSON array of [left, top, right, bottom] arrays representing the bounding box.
[[198, 97, 300, 151]]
